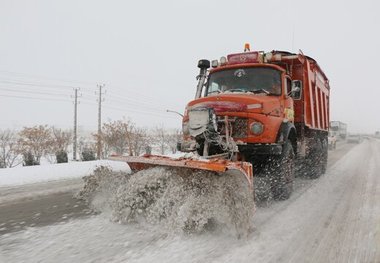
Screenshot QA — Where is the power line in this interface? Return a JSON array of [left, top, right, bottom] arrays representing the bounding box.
[[0, 78, 96, 94], [102, 89, 180, 112], [0, 72, 171, 104], [78, 95, 179, 118], [0, 72, 182, 129], [103, 98, 168, 112], [78, 92, 179, 119], [105, 86, 158, 102], [0, 87, 70, 97], [0, 71, 159, 100], [0, 68, 181, 99], [77, 97, 179, 119], [101, 104, 179, 119], [0, 78, 163, 104], [0, 87, 180, 119], [0, 94, 70, 102], [0, 70, 97, 87], [0, 80, 79, 89]]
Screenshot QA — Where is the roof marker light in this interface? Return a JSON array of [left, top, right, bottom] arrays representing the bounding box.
[[220, 56, 227, 65], [244, 43, 250, 52]]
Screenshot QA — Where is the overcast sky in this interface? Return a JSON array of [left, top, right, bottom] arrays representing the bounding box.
[[0, 0, 379, 133]]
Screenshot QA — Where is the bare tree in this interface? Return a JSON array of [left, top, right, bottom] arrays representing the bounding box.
[[101, 119, 134, 156], [166, 129, 182, 154], [51, 127, 72, 152], [51, 127, 72, 163], [100, 119, 151, 157], [150, 126, 182, 155], [18, 125, 53, 165], [153, 125, 168, 155], [0, 129, 21, 168], [129, 127, 150, 156]]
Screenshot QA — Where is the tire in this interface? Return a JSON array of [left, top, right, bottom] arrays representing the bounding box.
[[271, 141, 295, 200], [321, 138, 328, 174], [306, 139, 323, 179]]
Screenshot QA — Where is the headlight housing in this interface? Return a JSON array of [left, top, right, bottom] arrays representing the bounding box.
[[250, 122, 264, 135]]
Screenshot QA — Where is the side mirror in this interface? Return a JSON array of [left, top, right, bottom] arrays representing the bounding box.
[[291, 80, 302, 99]]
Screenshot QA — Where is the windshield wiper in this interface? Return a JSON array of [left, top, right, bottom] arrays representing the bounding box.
[[207, 90, 221, 95], [227, 88, 247, 93], [251, 88, 270, 95]]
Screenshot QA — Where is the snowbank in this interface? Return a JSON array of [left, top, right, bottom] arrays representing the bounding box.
[[0, 160, 130, 187]]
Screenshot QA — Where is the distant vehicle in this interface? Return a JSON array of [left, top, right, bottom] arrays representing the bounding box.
[[347, 134, 361, 143], [328, 131, 337, 150], [330, 121, 347, 140]]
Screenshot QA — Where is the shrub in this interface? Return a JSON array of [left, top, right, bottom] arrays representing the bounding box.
[[82, 148, 96, 161], [56, 150, 68, 163], [23, 151, 39, 166]]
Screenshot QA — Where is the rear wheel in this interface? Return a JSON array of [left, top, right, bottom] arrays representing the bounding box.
[[271, 140, 295, 200], [321, 138, 328, 174], [306, 139, 323, 179]]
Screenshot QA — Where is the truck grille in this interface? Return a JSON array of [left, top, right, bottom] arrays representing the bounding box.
[[216, 116, 248, 138], [232, 118, 248, 138]]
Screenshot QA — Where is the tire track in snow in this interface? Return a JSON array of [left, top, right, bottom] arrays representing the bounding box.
[[218, 140, 379, 263], [273, 140, 379, 263]]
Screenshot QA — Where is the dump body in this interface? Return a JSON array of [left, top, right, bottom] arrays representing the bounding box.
[[292, 54, 330, 131]]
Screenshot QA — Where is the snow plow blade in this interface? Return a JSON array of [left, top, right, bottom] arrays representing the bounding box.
[[109, 154, 253, 187]]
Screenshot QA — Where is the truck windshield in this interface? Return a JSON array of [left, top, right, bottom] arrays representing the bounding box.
[[206, 67, 282, 96]]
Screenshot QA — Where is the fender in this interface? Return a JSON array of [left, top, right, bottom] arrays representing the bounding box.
[[276, 122, 297, 153]]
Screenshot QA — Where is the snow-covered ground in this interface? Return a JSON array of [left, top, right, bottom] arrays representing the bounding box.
[[0, 160, 130, 187], [0, 152, 188, 188], [0, 140, 379, 262], [0, 215, 240, 263]]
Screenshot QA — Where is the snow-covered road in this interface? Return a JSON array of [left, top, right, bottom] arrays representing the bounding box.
[[0, 139, 379, 263]]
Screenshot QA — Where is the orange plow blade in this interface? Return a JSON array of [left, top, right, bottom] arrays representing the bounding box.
[[109, 154, 253, 188]]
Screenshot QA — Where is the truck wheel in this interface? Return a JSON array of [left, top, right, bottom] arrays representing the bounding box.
[[321, 138, 328, 174], [307, 139, 323, 179], [271, 141, 295, 200]]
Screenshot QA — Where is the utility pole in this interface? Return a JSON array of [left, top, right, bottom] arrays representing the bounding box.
[[96, 84, 105, 159], [72, 87, 81, 161]]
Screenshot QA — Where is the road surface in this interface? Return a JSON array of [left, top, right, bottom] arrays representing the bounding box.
[[0, 139, 379, 263]]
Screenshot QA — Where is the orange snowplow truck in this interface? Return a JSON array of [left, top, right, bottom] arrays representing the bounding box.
[[176, 45, 330, 199], [120, 45, 329, 202]]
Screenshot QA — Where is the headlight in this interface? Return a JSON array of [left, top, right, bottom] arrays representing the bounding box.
[[250, 122, 264, 135]]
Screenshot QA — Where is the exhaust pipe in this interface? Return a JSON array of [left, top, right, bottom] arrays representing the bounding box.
[[195, 59, 210, 99]]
